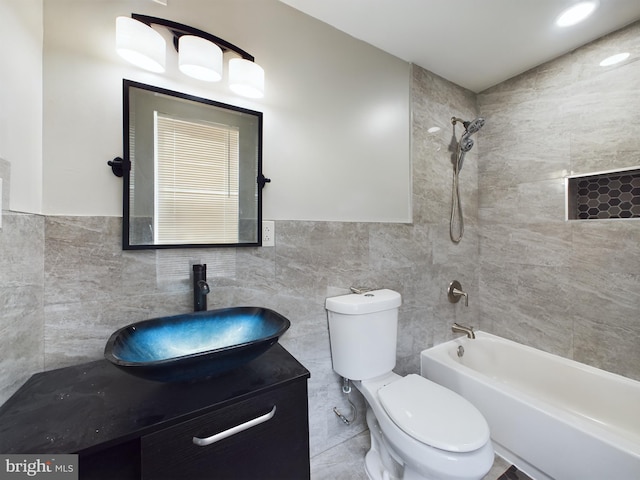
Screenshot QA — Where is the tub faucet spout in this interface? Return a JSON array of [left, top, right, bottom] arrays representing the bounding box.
[[452, 322, 476, 339]]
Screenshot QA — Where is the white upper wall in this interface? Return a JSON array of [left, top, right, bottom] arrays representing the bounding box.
[[0, 0, 43, 214], [42, 0, 411, 222]]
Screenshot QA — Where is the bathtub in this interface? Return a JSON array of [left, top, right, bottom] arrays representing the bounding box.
[[420, 331, 640, 480]]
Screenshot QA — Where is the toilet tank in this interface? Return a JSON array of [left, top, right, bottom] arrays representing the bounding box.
[[325, 289, 401, 380]]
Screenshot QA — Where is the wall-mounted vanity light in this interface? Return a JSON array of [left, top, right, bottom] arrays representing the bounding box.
[[115, 14, 265, 98]]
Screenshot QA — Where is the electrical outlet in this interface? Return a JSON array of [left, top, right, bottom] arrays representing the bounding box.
[[262, 220, 275, 246]]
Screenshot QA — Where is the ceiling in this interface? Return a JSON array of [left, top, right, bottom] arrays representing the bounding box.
[[279, 0, 640, 92]]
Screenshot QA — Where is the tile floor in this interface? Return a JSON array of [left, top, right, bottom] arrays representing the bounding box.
[[310, 431, 533, 480]]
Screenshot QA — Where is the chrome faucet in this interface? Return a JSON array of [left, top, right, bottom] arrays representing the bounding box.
[[193, 264, 210, 312], [447, 280, 468, 306], [452, 322, 476, 339]]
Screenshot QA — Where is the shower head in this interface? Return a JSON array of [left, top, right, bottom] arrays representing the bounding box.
[[456, 133, 475, 171], [459, 134, 474, 153], [451, 116, 485, 136], [464, 117, 485, 135], [451, 116, 484, 172]]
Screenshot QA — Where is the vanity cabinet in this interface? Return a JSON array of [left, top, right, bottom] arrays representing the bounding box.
[[0, 344, 310, 480], [141, 380, 308, 479]]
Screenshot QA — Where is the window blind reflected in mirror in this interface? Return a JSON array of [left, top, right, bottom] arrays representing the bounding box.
[[154, 113, 240, 244]]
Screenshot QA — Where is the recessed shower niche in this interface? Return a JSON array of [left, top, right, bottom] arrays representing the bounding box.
[[566, 168, 640, 220]]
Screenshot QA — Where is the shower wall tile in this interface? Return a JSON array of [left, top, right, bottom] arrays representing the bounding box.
[[571, 220, 640, 274], [478, 124, 571, 189], [567, 267, 640, 333], [478, 20, 640, 381], [411, 66, 479, 228], [573, 319, 640, 380], [430, 223, 479, 268], [480, 179, 566, 225], [480, 223, 573, 268], [408, 64, 481, 372]]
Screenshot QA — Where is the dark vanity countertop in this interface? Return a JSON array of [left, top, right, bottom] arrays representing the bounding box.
[[0, 343, 309, 455]]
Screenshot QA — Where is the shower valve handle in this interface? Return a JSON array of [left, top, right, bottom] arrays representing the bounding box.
[[448, 280, 469, 307]]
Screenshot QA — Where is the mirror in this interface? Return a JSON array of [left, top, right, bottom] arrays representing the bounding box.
[[122, 80, 263, 249]]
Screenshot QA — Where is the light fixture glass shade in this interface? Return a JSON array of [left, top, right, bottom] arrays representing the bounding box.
[[228, 58, 265, 98], [116, 17, 166, 73], [178, 35, 223, 82]]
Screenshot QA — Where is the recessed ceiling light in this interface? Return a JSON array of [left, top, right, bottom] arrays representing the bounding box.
[[599, 52, 630, 67], [556, 1, 598, 27]]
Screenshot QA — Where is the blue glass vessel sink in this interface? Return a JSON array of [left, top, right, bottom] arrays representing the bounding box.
[[104, 307, 290, 382]]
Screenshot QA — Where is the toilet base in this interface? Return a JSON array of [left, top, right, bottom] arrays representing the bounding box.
[[364, 408, 403, 480], [364, 413, 444, 480]]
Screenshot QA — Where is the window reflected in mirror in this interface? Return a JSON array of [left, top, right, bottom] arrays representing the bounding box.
[[123, 80, 263, 249]]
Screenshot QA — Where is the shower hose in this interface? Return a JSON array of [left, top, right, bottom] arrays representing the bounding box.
[[450, 146, 464, 243]]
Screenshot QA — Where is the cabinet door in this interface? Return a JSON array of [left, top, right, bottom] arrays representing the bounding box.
[[141, 380, 309, 480]]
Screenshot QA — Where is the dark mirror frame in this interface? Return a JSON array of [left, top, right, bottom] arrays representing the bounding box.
[[121, 80, 264, 250]]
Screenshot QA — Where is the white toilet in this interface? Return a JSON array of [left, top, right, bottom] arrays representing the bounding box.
[[325, 289, 494, 480]]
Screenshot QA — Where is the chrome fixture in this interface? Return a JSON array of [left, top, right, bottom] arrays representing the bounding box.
[[116, 14, 265, 98], [350, 286, 375, 294], [447, 280, 468, 307], [452, 322, 476, 340], [193, 264, 210, 311], [449, 116, 485, 243], [457, 345, 465, 357], [333, 377, 358, 426]]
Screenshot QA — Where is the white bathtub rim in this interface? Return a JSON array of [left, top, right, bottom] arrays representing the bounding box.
[[420, 331, 640, 459], [443, 331, 640, 388]]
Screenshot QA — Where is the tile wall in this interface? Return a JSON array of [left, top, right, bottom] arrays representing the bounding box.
[[477, 20, 640, 380], [0, 158, 44, 403]]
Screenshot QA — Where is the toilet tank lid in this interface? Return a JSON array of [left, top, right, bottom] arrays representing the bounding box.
[[325, 289, 401, 315]]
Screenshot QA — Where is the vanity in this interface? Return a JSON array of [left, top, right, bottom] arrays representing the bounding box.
[[0, 344, 310, 479]]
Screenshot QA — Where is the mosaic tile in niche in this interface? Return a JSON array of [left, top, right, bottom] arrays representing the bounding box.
[[571, 169, 640, 219]]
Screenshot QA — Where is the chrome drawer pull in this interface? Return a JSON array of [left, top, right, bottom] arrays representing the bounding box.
[[192, 406, 276, 447]]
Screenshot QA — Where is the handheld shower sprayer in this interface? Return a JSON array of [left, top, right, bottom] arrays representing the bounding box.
[[449, 116, 485, 243], [451, 117, 483, 172], [459, 134, 474, 152]]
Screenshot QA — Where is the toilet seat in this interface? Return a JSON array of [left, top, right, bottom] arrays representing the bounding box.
[[377, 374, 490, 453]]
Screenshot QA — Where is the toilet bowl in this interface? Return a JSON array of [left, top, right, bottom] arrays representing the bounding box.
[[325, 289, 494, 480], [355, 372, 493, 480]]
